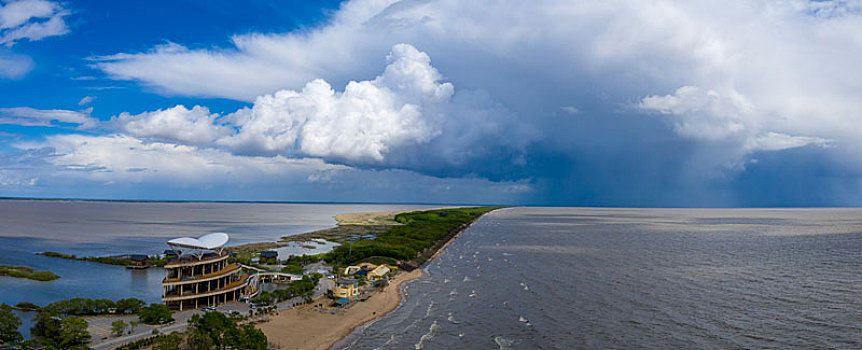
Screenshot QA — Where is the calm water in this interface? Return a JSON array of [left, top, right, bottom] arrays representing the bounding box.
[[0, 200, 443, 307], [347, 207, 862, 349]]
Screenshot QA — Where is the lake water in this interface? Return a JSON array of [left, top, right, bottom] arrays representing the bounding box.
[[0, 200, 444, 307], [347, 207, 862, 349]]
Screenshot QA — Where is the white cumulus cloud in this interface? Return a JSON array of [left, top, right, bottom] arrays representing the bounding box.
[[221, 43, 449, 162], [20, 0, 862, 204], [639, 86, 833, 152], [113, 44, 536, 174], [115, 105, 232, 145]]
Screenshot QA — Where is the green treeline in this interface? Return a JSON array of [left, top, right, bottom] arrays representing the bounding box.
[[0, 265, 59, 281], [28, 311, 91, 349], [12, 297, 146, 315], [36, 251, 168, 267], [118, 311, 266, 350], [324, 207, 501, 266]]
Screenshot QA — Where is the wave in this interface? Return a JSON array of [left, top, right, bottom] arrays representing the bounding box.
[[414, 320, 439, 350], [494, 336, 514, 350]]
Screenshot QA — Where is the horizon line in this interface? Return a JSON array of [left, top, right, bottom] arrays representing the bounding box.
[[0, 196, 860, 209]]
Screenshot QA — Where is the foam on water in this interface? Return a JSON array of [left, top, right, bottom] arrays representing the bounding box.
[[414, 320, 439, 350], [494, 336, 514, 350], [349, 207, 862, 349]]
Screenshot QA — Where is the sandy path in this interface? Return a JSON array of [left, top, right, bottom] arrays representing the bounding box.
[[257, 269, 424, 350], [333, 210, 414, 225]]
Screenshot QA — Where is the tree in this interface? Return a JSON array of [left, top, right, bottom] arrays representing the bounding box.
[[188, 312, 235, 348], [57, 316, 90, 348], [111, 320, 127, 337], [153, 331, 183, 350], [93, 299, 116, 314], [0, 304, 23, 343], [224, 325, 268, 350], [138, 303, 173, 325], [116, 298, 146, 314], [184, 312, 268, 350], [184, 327, 216, 350], [30, 309, 62, 340], [251, 292, 273, 306]]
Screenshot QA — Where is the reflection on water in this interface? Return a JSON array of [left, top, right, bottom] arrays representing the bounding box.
[[349, 207, 862, 349]]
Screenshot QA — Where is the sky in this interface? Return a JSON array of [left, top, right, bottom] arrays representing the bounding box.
[[0, 0, 861, 206]]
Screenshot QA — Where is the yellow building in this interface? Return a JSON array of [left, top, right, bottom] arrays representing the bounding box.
[[334, 279, 359, 298], [368, 265, 391, 281]]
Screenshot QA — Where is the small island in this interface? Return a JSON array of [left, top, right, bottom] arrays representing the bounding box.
[[0, 265, 59, 281], [36, 251, 168, 268]]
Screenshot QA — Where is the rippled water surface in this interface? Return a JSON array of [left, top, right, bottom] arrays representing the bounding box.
[[348, 207, 862, 349]]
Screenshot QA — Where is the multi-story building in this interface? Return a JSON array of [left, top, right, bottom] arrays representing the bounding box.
[[161, 233, 256, 310]]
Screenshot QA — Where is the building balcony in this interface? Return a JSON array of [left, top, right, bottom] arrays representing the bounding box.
[[162, 275, 250, 302], [163, 263, 241, 285], [164, 251, 230, 269]]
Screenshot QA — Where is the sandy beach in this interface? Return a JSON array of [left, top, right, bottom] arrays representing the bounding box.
[[333, 207, 452, 225], [257, 268, 424, 350]]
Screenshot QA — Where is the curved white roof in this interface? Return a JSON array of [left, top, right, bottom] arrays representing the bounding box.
[[167, 232, 229, 250]]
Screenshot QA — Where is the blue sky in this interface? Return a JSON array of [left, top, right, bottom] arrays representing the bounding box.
[[1, 0, 861, 206]]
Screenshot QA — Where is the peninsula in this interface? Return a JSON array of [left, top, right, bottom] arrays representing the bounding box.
[[256, 206, 501, 349]]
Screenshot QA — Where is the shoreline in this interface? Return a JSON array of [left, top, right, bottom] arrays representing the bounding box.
[[258, 208, 492, 349], [257, 268, 424, 350]]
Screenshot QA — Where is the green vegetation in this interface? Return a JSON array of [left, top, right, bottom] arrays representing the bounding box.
[[30, 308, 91, 349], [280, 264, 304, 275], [0, 265, 60, 281], [36, 251, 169, 267], [252, 274, 320, 306], [0, 304, 23, 344], [186, 312, 267, 350], [111, 320, 128, 336], [117, 332, 184, 350], [116, 298, 147, 314], [138, 303, 173, 325], [29, 297, 145, 316], [13, 302, 40, 311], [283, 253, 322, 266], [38, 251, 130, 266], [324, 207, 501, 266], [147, 255, 169, 267], [227, 251, 269, 271], [354, 255, 399, 266]]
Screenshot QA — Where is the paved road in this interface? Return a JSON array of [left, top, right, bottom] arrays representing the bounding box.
[[91, 320, 190, 350]]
